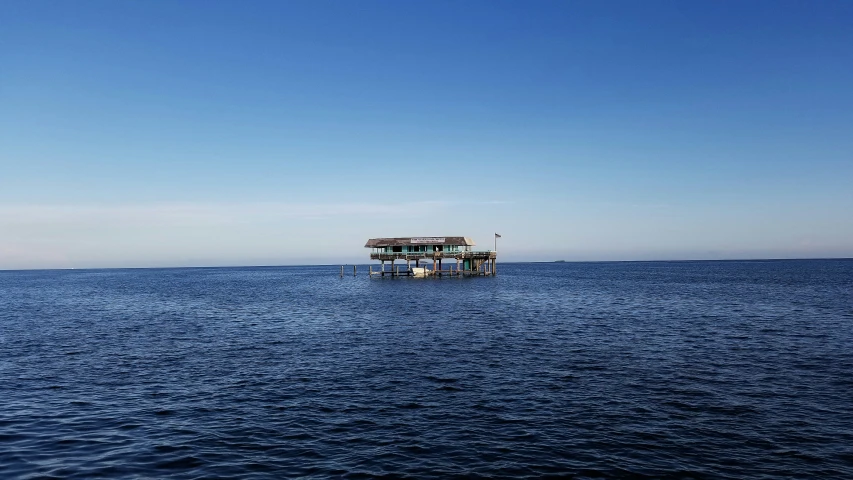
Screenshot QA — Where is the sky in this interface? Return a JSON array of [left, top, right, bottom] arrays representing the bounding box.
[[1, 0, 852, 269]]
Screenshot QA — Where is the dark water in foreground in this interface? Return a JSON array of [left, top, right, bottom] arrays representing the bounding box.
[[2, 261, 852, 479]]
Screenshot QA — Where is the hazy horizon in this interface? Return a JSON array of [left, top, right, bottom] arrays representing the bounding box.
[[2, 254, 852, 272], [3, 1, 852, 270]]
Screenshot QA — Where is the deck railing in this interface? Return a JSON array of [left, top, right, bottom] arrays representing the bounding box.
[[369, 250, 496, 260]]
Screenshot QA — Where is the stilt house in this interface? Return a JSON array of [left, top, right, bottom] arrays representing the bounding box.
[[365, 236, 496, 276]]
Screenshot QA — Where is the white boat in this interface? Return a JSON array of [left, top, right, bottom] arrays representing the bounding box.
[[410, 267, 431, 277]]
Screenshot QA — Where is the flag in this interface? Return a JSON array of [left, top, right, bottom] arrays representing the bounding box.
[[495, 233, 502, 238]]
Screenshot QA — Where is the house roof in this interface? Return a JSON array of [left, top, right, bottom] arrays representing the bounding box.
[[364, 237, 476, 248]]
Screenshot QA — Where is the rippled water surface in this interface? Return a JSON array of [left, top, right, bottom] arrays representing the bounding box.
[[2, 260, 853, 479]]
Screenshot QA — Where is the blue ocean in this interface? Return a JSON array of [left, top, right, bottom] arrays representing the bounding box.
[[2, 260, 852, 478]]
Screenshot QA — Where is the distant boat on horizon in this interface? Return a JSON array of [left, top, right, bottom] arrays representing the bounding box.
[[555, 260, 566, 263]]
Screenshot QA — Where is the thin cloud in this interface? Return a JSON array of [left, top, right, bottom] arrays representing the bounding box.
[[0, 201, 457, 228]]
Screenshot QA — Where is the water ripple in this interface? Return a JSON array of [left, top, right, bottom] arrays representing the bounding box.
[[1, 261, 852, 478]]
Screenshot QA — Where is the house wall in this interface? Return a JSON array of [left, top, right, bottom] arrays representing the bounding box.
[[378, 245, 465, 253]]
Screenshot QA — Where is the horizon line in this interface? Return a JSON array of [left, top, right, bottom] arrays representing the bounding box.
[[1, 257, 851, 272]]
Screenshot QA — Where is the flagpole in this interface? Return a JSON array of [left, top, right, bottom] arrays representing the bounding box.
[[493, 234, 500, 276]]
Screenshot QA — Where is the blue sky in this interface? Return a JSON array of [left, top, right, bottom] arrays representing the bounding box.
[[1, 0, 852, 268]]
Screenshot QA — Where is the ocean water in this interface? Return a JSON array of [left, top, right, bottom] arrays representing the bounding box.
[[1, 260, 852, 479]]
